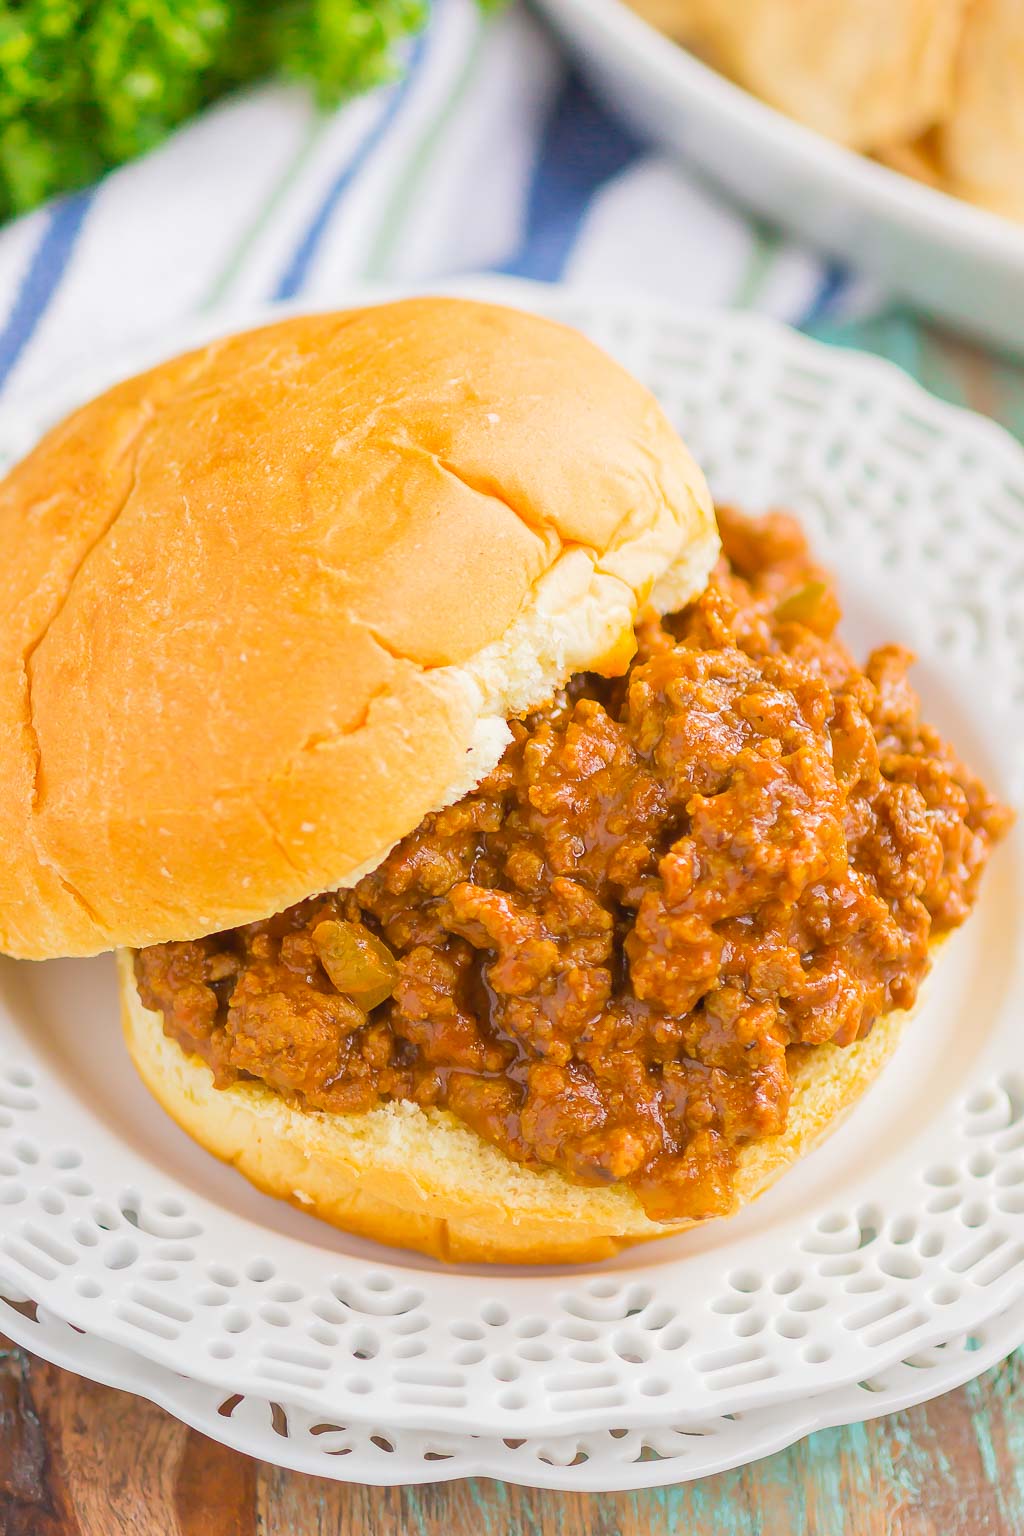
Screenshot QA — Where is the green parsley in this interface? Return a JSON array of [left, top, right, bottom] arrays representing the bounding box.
[[0, 0, 434, 220]]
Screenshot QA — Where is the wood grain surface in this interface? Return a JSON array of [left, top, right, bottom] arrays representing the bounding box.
[[2, 1331, 1022, 1535]]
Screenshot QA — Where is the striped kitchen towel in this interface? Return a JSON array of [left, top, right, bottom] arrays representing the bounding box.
[[0, 0, 1008, 418]]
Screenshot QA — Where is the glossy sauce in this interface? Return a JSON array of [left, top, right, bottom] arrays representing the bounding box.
[[136, 509, 1011, 1220]]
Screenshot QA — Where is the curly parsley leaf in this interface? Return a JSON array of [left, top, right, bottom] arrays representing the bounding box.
[[0, 0, 439, 219]]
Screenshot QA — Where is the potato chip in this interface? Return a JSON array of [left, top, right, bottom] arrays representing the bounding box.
[[626, 0, 967, 151], [939, 0, 1024, 219]]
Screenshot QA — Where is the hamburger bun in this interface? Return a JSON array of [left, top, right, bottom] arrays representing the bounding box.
[[118, 950, 914, 1264], [0, 298, 716, 961]]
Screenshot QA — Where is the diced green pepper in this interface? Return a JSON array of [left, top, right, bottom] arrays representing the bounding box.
[[775, 579, 828, 628], [312, 919, 398, 1012]]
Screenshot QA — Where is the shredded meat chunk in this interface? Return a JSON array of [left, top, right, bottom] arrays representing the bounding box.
[[135, 508, 1012, 1221]]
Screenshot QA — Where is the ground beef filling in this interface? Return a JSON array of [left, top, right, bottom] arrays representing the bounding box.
[[135, 509, 1011, 1221]]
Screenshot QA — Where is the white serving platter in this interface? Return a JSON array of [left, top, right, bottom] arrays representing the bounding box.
[[1, 1284, 1020, 1489]]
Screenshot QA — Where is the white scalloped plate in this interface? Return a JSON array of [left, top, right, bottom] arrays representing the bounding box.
[[0, 279, 1022, 1438], [0, 1282, 1019, 1490]]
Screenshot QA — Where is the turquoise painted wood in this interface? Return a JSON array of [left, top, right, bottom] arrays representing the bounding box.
[[806, 305, 1024, 445], [2, 1333, 1022, 1531]]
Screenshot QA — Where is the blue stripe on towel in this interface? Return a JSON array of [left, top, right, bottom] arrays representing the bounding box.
[[799, 262, 850, 330], [497, 70, 644, 282], [274, 28, 432, 300], [0, 190, 94, 391]]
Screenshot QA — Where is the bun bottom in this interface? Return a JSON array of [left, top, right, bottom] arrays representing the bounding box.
[[118, 951, 913, 1265]]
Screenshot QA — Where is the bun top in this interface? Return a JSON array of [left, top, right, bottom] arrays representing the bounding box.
[[0, 298, 717, 959]]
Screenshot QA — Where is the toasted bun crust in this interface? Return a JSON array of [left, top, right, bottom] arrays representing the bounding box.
[[0, 299, 716, 960], [119, 952, 913, 1265]]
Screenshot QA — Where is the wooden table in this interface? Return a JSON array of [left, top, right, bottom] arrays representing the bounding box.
[[2, 1329, 1023, 1534]]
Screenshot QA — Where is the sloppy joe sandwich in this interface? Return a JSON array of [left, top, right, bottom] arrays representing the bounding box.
[[0, 298, 1010, 1263]]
